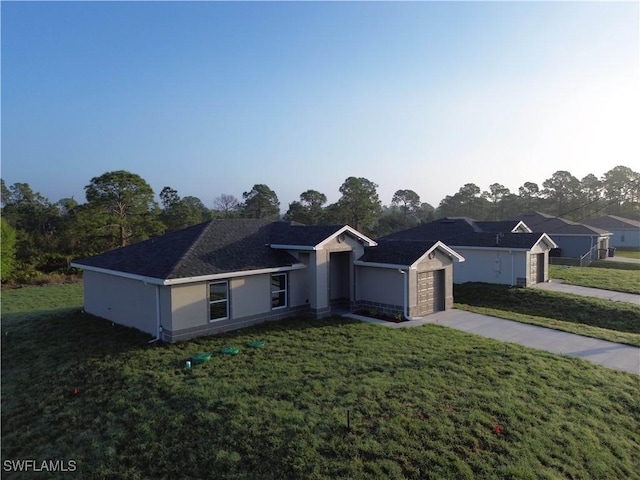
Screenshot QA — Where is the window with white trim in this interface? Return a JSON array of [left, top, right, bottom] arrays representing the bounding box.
[[209, 281, 229, 321], [271, 273, 287, 309]]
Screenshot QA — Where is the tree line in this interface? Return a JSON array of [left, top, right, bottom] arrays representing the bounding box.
[[1, 165, 638, 283]]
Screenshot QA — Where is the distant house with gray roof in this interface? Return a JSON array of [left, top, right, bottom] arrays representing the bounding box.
[[383, 217, 557, 286], [511, 212, 611, 262], [72, 219, 464, 342], [583, 215, 640, 249]]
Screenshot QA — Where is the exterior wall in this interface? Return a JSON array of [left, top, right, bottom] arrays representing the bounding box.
[[289, 267, 310, 308], [608, 229, 640, 248], [354, 266, 404, 316], [164, 305, 310, 343], [164, 272, 312, 342], [308, 251, 329, 317], [550, 235, 606, 258], [159, 287, 172, 329], [230, 275, 271, 318], [453, 249, 528, 286], [170, 282, 209, 330], [83, 270, 158, 336]]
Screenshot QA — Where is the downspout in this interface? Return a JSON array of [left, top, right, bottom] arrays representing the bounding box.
[[399, 270, 421, 321], [148, 285, 161, 344]]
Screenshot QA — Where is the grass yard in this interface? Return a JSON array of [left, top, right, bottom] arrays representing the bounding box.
[[454, 283, 640, 347], [589, 259, 640, 271], [549, 263, 640, 294], [615, 249, 640, 260], [2, 285, 640, 479]]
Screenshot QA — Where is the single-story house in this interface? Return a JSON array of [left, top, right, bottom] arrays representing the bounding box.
[[583, 215, 640, 249], [71, 219, 464, 342], [383, 217, 557, 287], [511, 212, 611, 262]]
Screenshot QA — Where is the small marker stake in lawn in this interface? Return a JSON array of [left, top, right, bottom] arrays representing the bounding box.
[[495, 424, 501, 434], [73, 387, 79, 396], [347, 409, 351, 431]]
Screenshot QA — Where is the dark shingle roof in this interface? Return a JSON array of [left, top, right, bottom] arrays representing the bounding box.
[[383, 218, 476, 242], [475, 220, 522, 233], [73, 219, 301, 280], [359, 240, 439, 266], [453, 232, 550, 249], [583, 215, 640, 230], [269, 223, 346, 246], [382, 218, 550, 249], [511, 212, 610, 235]]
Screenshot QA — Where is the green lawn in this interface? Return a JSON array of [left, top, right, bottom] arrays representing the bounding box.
[[549, 263, 640, 294], [2, 284, 640, 479], [615, 249, 640, 260], [454, 283, 640, 347], [589, 259, 640, 271]]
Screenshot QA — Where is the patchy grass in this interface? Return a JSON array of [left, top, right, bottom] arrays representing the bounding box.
[[2, 285, 640, 479], [615, 249, 640, 259], [454, 283, 640, 347], [549, 264, 640, 293], [589, 260, 640, 271], [0, 281, 83, 319]]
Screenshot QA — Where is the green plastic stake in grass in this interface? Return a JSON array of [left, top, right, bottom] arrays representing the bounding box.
[[220, 347, 239, 355]]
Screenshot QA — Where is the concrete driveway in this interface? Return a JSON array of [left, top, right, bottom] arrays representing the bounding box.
[[604, 255, 640, 265], [531, 280, 639, 304], [344, 310, 640, 375]]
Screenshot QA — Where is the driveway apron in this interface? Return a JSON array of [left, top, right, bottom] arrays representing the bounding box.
[[344, 310, 640, 375], [531, 280, 639, 304]]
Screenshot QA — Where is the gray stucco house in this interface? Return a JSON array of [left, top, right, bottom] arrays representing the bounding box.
[[383, 217, 557, 287], [511, 212, 611, 263], [583, 215, 640, 249], [72, 219, 464, 342]]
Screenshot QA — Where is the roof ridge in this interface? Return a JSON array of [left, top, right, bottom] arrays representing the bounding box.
[[162, 220, 214, 277]]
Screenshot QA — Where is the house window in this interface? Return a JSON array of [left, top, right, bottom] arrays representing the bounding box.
[[271, 273, 287, 309], [621, 234, 625, 242], [209, 281, 229, 321]]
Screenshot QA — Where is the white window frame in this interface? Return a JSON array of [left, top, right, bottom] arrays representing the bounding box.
[[209, 281, 229, 322], [271, 273, 287, 310]]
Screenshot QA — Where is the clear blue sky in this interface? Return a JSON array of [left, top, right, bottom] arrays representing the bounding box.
[[2, 1, 638, 210]]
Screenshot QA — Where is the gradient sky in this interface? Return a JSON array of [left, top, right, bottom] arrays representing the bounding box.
[[2, 1, 638, 210]]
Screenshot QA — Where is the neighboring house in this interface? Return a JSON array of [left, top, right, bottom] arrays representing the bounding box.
[[383, 217, 557, 287], [583, 215, 640, 249], [511, 212, 611, 262], [71, 219, 464, 342]]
